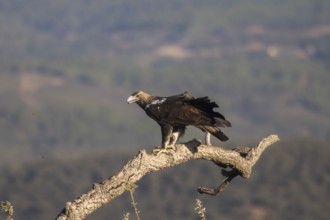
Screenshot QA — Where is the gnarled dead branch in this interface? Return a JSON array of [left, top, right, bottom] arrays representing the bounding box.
[[56, 134, 279, 220]]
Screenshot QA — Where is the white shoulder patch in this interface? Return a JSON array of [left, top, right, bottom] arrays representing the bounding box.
[[146, 98, 166, 109]]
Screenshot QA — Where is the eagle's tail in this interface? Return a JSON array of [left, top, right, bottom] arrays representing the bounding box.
[[199, 125, 229, 142], [215, 117, 232, 127]]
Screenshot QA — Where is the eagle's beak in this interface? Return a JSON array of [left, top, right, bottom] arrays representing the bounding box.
[[127, 95, 138, 104]]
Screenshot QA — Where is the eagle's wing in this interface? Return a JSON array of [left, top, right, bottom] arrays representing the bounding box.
[[162, 101, 230, 141], [161, 101, 214, 126], [145, 94, 230, 128], [144, 92, 193, 123]]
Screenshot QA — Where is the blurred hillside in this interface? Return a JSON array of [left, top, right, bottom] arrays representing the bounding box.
[[0, 0, 330, 219], [1, 58, 329, 160], [1, 0, 330, 61]]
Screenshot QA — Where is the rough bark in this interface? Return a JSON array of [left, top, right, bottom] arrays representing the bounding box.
[[56, 134, 279, 220]]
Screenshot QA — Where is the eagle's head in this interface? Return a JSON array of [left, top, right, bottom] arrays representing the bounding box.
[[127, 91, 154, 108]]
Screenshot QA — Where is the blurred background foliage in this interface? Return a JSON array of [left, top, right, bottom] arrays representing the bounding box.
[[0, 0, 330, 219]]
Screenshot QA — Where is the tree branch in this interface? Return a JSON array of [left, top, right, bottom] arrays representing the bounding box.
[[55, 134, 279, 220]]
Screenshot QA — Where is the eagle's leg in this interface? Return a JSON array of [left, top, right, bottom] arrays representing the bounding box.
[[153, 125, 176, 155], [205, 132, 211, 145], [169, 132, 180, 146], [154, 130, 181, 154], [169, 126, 185, 146]]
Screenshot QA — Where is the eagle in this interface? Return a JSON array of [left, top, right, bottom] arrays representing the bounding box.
[[127, 91, 231, 152]]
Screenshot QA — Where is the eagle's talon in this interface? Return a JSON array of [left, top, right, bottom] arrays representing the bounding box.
[[152, 145, 176, 155], [165, 145, 176, 150], [152, 147, 162, 155]]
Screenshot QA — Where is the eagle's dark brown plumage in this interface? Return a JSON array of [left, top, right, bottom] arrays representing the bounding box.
[[127, 91, 231, 149]]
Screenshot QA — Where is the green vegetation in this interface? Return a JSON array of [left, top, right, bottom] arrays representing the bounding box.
[[125, 183, 141, 220], [1, 201, 14, 220], [0, 0, 330, 219], [195, 199, 207, 220]]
